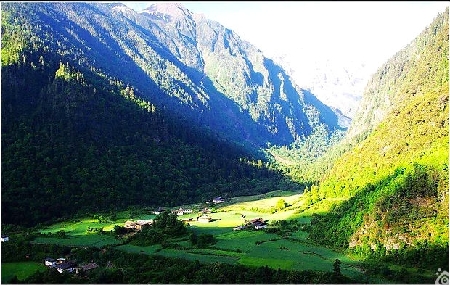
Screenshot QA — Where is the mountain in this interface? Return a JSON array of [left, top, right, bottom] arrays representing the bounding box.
[[346, 7, 449, 142], [1, 54, 304, 226], [274, 52, 372, 124], [1, 2, 313, 227], [304, 7, 449, 270], [1, 2, 344, 152]]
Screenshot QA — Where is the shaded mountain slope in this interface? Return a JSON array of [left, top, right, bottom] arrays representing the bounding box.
[[1, 45, 297, 227]]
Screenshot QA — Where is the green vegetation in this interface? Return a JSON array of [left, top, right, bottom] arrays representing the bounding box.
[[0, 2, 343, 151], [1, 262, 46, 284], [20, 248, 356, 284], [348, 6, 449, 140], [2, 190, 442, 283], [299, 7, 449, 276]]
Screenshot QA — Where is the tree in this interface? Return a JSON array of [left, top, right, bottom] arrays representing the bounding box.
[[276, 199, 287, 211], [333, 259, 341, 276]]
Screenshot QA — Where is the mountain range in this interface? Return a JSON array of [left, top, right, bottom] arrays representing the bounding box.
[[2, 2, 345, 151]]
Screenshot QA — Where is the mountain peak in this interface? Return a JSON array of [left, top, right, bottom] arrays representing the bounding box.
[[142, 2, 192, 21], [110, 3, 135, 14]]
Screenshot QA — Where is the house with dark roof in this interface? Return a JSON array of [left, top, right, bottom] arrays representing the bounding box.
[[45, 257, 56, 267], [197, 214, 212, 223], [153, 207, 166, 215], [236, 218, 268, 231], [55, 262, 77, 274], [212, 197, 225, 204]]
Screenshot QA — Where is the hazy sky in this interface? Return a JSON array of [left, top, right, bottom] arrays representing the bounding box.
[[122, 1, 448, 68]]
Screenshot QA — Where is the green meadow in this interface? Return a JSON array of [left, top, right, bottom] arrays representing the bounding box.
[[34, 218, 124, 247], [31, 190, 366, 279]]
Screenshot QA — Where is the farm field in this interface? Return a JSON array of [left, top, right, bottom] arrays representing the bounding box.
[[132, 220, 364, 279], [32, 234, 123, 248]]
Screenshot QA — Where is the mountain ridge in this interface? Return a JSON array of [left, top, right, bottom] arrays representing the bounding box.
[[0, 2, 344, 151]]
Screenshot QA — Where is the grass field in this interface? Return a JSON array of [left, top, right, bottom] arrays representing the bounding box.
[[39, 219, 121, 235], [34, 214, 158, 247], [173, 225, 363, 278], [1, 262, 46, 283], [30, 190, 366, 279]]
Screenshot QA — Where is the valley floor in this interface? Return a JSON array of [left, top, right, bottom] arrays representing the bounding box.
[[1, 190, 439, 283]]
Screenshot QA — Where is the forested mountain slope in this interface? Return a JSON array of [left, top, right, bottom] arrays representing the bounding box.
[[1, 3, 305, 227], [1, 2, 343, 151], [303, 8, 449, 270], [346, 6, 449, 141]]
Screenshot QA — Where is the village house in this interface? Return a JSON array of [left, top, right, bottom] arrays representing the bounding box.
[[56, 262, 77, 274], [45, 257, 56, 266], [251, 218, 268, 230], [197, 214, 212, 223], [171, 207, 193, 216], [44, 257, 77, 274], [44, 257, 99, 275], [124, 219, 153, 231], [234, 218, 268, 231], [171, 208, 183, 215], [212, 197, 225, 204], [153, 207, 166, 215]]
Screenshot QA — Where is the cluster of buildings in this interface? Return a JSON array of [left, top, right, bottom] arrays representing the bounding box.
[[125, 197, 227, 229], [44, 257, 98, 274], [153, 196, 225, 216], [233, 218, 268, 231], [171, 207, 193, 216], [123, 219, 153, 231]]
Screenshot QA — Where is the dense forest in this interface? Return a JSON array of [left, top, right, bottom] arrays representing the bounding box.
[[0, 1, 343, 226], [1, 50, 304, 226]]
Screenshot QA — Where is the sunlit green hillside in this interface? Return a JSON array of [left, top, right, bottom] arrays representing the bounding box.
[[302, 8, 449, 271]]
